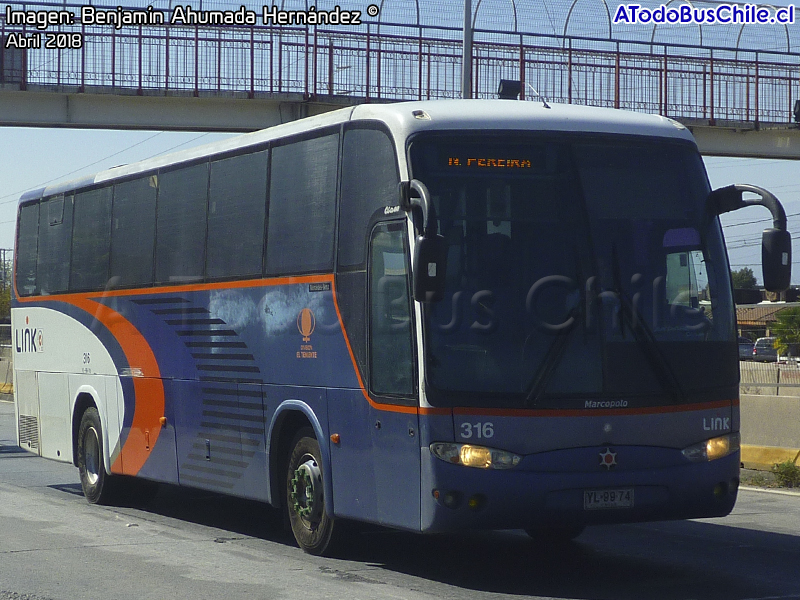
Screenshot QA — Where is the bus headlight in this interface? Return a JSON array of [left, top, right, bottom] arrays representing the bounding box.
[[682, 433, 740, 462], [430, 443, 521, 469]]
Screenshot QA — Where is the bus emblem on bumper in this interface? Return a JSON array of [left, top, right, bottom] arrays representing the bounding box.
[[599, 448, 617, 470]]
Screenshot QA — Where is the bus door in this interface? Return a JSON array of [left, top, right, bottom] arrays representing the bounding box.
[[329, 221, 420, 530], [366, 222, 420, 529]]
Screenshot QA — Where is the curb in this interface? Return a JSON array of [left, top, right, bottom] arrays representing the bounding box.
[[741, 444, 800, 471], [739, 485, 800, 497]]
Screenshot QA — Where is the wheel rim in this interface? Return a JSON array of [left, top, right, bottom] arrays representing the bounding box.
[[290, 455, 323, 527], [84, 426, 101, 486]]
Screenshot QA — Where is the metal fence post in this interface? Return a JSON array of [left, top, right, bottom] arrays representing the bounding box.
[[313, 26, 318, 97], [755, 51, 760, 128], [709, 49, 715, 125], [614, 42, 620, 109], [304, 25, 309, 98], [567, 39, 572, 104], [80, 21, 86, 93], [111, 27, 116, 88], [663, 47, 668, 116], [376, 30, 381, 99], [194, 25, 199, 97], [418, 28, 423, 101], [328, 37, 334, 96], [366, 24, 371, 102], [250, 26, 255, 99], [165, 25, 170, 92], [519, 34, 525, 101], [217, 27, 222, 92]]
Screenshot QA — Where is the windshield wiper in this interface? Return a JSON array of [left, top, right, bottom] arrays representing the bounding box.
[[523, 307, 579, 408], [611, 244, 684, 404]]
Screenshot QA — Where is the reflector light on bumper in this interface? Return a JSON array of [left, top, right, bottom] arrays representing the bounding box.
[[430, 443, 521, 469], [682, 433, 740, 462]]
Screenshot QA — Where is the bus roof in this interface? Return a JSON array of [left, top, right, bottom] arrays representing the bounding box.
[[20, 100, 696, 202], [351, 99, 695, 143]]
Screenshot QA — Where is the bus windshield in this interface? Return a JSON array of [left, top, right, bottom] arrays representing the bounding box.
[[410, 133, 735, 409]]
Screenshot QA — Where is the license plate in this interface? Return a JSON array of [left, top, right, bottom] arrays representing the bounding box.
[[584, 488, 634, 510]]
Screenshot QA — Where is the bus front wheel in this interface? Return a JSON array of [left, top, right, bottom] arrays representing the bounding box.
[[286, 429, 337, 555], [77, 407, 116, 505]]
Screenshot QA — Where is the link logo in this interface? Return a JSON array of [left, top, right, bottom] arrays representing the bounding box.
[[15, 317, 43, 353], [703, 417, 730, 431]]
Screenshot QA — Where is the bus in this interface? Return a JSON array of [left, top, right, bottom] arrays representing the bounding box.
[[12, 100, 791, 555]]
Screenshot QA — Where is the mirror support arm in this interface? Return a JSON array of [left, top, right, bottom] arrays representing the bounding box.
[[709, 184, 787, 231], [399, 179, 437, 237]]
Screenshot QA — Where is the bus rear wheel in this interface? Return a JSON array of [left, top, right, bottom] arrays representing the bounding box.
[[286, 429, 337, 555], [77, 407, 117, 505]]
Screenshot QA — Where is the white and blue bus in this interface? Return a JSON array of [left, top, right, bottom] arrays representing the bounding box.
[[12, 100, 791, 554]]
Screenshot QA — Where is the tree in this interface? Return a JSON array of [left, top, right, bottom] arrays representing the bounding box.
[[773, 307, 800, 357], [731, 267, 757, 289], [0, 253, 10, 322], [0, 286, 8, 323]]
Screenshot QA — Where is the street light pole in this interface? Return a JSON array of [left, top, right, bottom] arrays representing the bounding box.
[[461, 0, 472, 99]]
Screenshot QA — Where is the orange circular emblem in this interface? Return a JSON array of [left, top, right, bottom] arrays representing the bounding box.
[[297, 308, 316, 341]]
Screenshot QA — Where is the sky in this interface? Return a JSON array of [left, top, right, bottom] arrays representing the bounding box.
[[0, 126, 798, 285]]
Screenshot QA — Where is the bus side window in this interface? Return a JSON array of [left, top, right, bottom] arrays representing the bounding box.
[[70, 186, 112, 292], [15, 203, 40, 296], [155, 163, 209, 284], [266, 133, 338, 275], [339, 127, 400, 268], [336, 125, 400, 384], [369, 223, 415, 397], [110, 176, 157, 288], [37, 194, 73, 295], [207, 150, 268, 279]]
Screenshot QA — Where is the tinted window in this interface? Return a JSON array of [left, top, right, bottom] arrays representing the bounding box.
[[155, 163, 209, 284], [207, 150, 268, 279], [70, 187, 112, 291], [110, 176, 157, 287], [339, 127, 399, 268], [266, 133, 338, 274], [369, 223, 414, 396], [15, 203, 39, 296], [37, 194, 73, 294]]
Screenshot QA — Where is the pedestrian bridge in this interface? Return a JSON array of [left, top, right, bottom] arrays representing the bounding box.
[[1, 0, 800, 158]]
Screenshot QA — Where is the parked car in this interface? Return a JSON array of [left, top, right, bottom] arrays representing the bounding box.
[[738, 336, 754, 360], [752, 337, 778, 362]]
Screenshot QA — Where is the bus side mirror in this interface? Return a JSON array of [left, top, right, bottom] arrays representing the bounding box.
[[412, 235, 447, 303], [708, 184, 792, 292], [763, 228, 792, 292]]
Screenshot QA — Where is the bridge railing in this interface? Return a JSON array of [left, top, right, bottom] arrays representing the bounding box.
[[1, 17, 798, 124]]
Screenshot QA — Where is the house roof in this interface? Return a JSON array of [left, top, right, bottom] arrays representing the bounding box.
[[736, 304, 800, 326]]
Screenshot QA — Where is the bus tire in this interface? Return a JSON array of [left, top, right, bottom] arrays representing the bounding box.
[[286, 428, 337, 555], [76, 407, 116, 505]]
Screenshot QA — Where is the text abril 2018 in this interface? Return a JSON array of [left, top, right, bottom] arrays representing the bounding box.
[[3, 3, 379, 46]]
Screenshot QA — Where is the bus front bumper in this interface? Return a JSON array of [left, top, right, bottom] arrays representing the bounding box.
[[419, 446, 740, 533]]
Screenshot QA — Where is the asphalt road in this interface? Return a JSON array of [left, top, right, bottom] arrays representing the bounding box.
[[0, 399, 799, 600]]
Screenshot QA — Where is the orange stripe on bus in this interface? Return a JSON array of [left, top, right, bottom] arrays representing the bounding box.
[[14, 274, 335, 303], [329, 281, 424, 416], [70, 297, 164, 476]]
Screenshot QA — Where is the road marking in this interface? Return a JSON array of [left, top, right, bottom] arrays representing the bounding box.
[[739, 485, 800, 498]]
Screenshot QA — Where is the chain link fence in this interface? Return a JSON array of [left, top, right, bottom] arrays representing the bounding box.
[[740, 360, 800, 396]]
